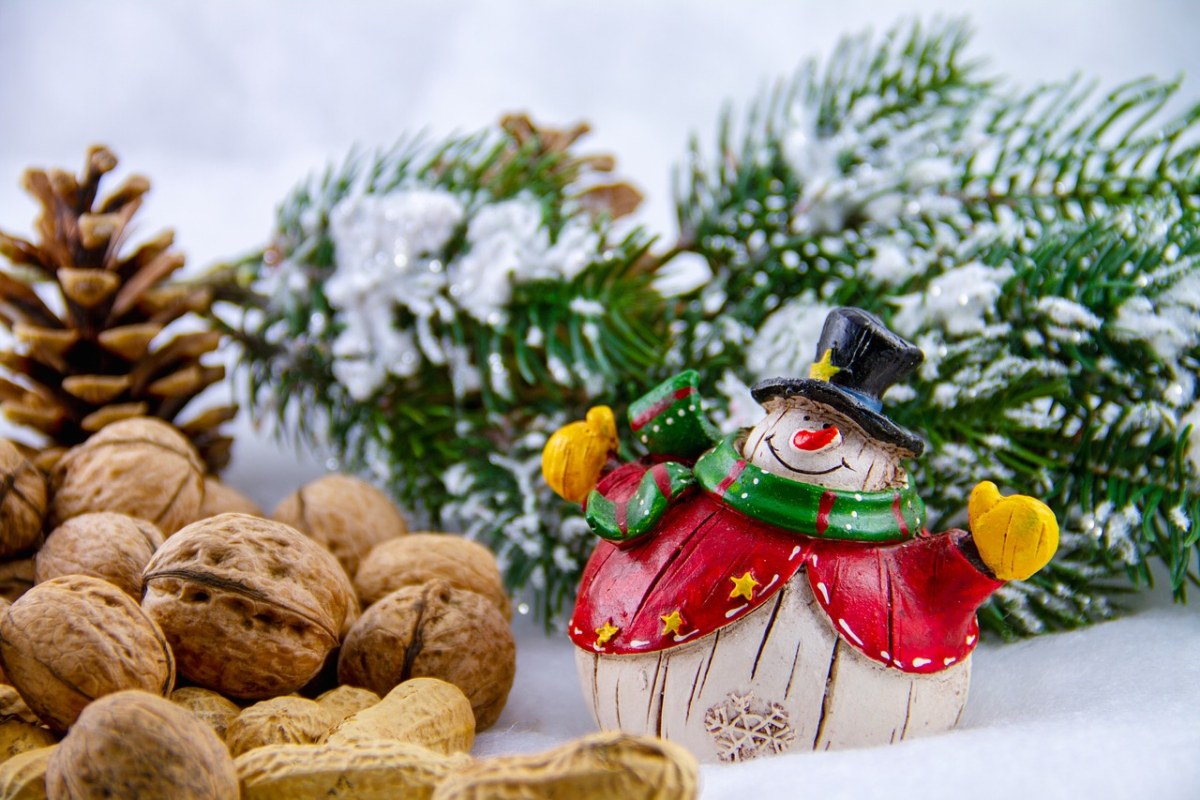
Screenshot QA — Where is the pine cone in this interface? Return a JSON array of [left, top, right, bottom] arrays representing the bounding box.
[[0, 146, 235, 472]]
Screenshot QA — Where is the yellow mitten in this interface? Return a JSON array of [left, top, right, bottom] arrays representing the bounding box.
[[968, 481, 1060, 581], [542, 406, 619, 503]]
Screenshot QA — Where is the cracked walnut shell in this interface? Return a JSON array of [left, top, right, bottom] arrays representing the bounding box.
[[47, 690, 238, 800], [35, 512, 164, 598], [354, 533, 511, 619], [0, 575, 175, 732], [0, 441, 47, 558], [142, 513, 357, 699], [338, 581, 515, 730], [272, 474, 408, 578], [50, 417, 204, 535]]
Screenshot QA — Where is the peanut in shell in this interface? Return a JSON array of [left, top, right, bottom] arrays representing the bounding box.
[[236, 740, 471, 800], [431, 731, 700, 800]]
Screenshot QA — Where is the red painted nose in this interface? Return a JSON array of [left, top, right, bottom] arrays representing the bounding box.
[[792, 426, 839, 451]]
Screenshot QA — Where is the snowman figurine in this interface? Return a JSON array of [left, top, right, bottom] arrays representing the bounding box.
[[543, 307, 1059, 762]]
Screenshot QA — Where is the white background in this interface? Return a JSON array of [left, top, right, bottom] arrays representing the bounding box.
[[2, 2, 1199, 798]]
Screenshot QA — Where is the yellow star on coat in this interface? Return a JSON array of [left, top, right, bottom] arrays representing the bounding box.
[[729, 571, 760, 602], [594, 620, 620, 647], [660, 609, 685, 636], [809, 348, 842, 382]]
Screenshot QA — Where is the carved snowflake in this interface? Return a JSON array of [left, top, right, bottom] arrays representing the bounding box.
[[703, 690, 796, 762]]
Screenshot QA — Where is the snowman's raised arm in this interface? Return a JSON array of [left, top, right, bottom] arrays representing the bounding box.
[[965, 480, 1060, 581], [542, 371, 719, 506]]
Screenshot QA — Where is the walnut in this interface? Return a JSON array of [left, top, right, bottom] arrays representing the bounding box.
[[142, 513, 357, 699], [35, 512, 164, 598], [225, 696, 336, 757], [0, 575, 175, 731], [0, 560, 33, 604], [338, 580, 515, 731], [0, 440, 47, 558], [272, 474, 408, 578], [47, 690, 238, 799], [50, 417, 205, 535], [354, 533, 511, 618], [170, 687, 241, 741], [196, 477, 263, 521]]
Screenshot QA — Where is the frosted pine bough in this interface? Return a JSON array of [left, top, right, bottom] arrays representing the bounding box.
[[674, 20, 1200, 636], [223, 123, 663, 618]]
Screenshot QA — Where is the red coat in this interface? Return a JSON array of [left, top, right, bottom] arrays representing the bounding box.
[[570, 462, 1003, 674]]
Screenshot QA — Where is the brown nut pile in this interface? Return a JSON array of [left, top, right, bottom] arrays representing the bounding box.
[[50, 417, 205, 535], [272, 474, 408, 578], [0, 417, 570, 796], [339, 580, 515, 730], [142, 513, 357, 698]]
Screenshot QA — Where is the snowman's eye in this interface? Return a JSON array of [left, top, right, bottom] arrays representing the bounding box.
[[822, 423, 832, 429], [803, 416, 810, 421]]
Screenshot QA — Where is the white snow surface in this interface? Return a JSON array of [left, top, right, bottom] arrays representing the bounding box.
[[3, 2, 1200, 798]]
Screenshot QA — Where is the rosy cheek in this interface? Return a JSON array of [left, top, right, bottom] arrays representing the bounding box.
[[792, 426, 841, 452]]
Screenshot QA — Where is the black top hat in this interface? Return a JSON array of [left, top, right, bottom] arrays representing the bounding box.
[[750, 307, 926, 456]]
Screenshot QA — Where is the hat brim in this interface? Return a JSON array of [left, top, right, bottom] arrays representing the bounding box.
[[750, 378, 925, 456]]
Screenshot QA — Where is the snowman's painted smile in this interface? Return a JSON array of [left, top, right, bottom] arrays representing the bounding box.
[[764, 434, 852, 476]]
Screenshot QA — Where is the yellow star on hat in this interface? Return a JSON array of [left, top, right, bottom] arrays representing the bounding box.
[[809, 348, 842, 382]]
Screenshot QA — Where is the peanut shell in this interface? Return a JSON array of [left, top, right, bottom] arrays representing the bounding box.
[[272, 474, 407, 578], [0, 720, 55, 766], [34, 512, 163, 598], [0, 686, 36, 726], [0, 575, 174, 731], [323, 677, 474, 754], [314, 685, 379, 725], [236, 740, 471, 800], [225, 696, 336, 757], [50, 417, 204, 535], [196, 477, 263, 520], [430, 732, 700, 800], [0, 442, 46, 558], [47, 690, 237, 799], [354, 533, 511, 618], [338, 581, 514, 730], [142, 513, 357, 698], [170, 687, 241, 741], [0, 745, 54, 800]]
